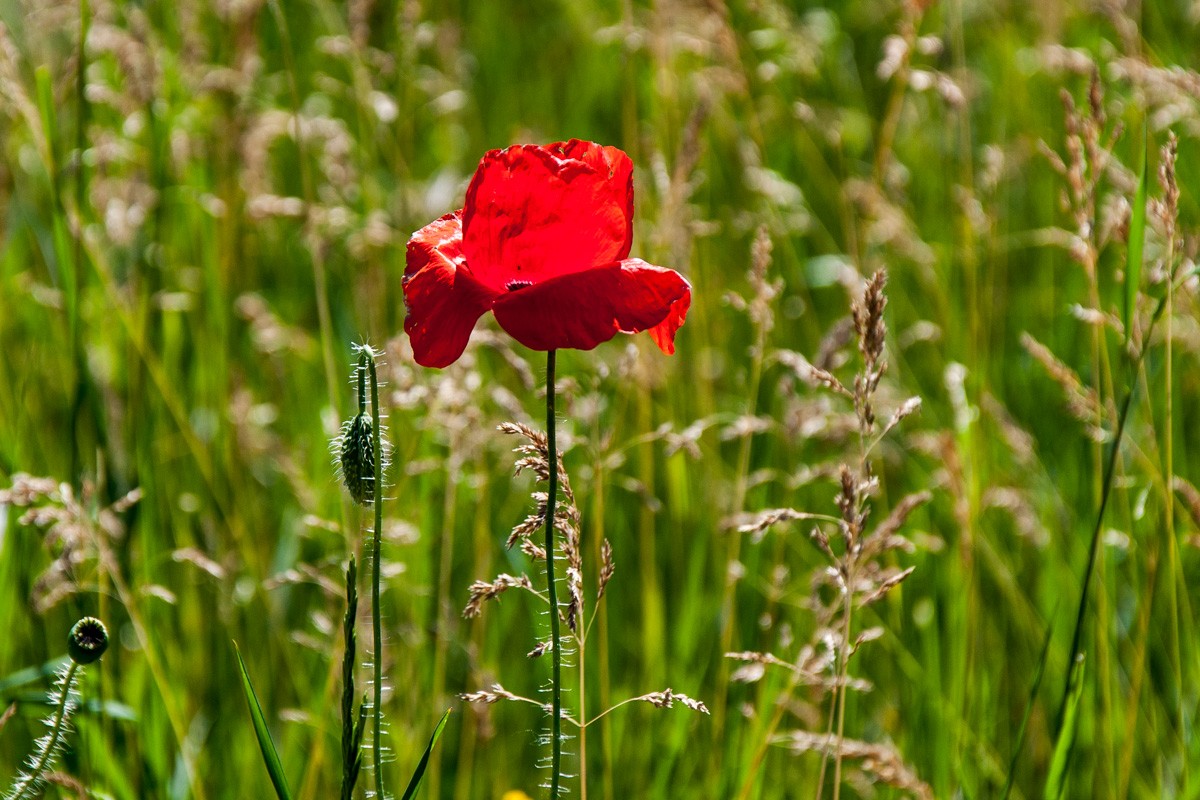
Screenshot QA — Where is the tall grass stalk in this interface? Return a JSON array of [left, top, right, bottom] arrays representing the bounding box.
[[428, 456, 459, 800], [266, 0, 340, 414], [1057, 274, 1173, 734]]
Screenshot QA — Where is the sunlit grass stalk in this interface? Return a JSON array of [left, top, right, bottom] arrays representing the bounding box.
[[1158, 137, 1186, 784], [545, 350, 564, 798], [712, 275, 768, 752], [1058, 289, 1171, 732], [428, 458, 459, 800], [830, 601, 855, 800], [453, 463, 492, 800], [590, 453, 614, 800]]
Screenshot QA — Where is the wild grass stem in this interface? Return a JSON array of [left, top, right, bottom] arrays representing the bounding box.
[[428, 459, 459, 800], [1057, 288, 1171, 733], [712, 276, 768, 753]]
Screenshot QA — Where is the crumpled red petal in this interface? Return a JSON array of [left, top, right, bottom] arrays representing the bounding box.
[[403, 211, 499, 368], [490, 259, 690, 353], [461, 140, 634, 290]]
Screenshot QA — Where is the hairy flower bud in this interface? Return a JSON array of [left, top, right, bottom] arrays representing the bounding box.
[[340, 413, 375, 505], [68, 617, 109, 665]]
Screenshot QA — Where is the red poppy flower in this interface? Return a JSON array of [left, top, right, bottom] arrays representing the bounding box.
[[403, 140, 691, 368]]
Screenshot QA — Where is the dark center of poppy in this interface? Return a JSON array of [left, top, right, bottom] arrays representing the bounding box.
[[506, 279, 533, 292]]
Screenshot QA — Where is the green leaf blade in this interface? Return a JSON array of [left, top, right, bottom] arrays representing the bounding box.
[[399, 709, 452, 800], [1044, 654, 1086, 800], [234, 642, 294, 800]]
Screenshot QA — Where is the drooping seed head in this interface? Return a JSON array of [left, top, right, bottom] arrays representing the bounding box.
[[68, 617, 109, 665]]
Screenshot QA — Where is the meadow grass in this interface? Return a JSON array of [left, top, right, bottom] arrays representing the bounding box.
[[1, 0, 1199, 798]]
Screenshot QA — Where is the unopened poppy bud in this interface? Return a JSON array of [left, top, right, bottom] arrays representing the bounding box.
[[340, 413, 375, 505], [68, 617, 109, 665]]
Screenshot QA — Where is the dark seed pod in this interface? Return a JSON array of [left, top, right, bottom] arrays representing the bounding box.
[[340, 413, 375, 505], [68, 617, 109, 665]]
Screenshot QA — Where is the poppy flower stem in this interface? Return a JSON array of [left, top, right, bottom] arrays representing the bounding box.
[[544, 349, 564, 798], [365, 352, 386, 800]]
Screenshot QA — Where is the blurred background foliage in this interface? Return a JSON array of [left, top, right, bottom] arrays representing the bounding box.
[[1, 0, 1199, 797]]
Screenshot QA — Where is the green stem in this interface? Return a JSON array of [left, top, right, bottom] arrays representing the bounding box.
[[9, 662, 80, 800], [1057, 291, 1170, 730], [545, 350, 563, 798], [830, 585, 854, 800], [341, 556, 360, 800], [367, 353, 386, 800]]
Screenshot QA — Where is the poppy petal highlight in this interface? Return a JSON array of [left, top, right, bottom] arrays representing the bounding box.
[[462, 140, 634, 289], [491, 259, 690, 353]]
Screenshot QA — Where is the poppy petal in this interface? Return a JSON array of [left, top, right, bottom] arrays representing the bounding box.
[[403, 211, 499, 368], [405, 211, 463, 278], [491, 259, 690, 353], [462, 140, 634, 289], [646, 285, 692, 355]]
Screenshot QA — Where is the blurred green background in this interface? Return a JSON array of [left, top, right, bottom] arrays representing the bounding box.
[[1, 0, 1198, 797]]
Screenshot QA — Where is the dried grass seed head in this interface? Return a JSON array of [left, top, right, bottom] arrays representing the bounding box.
[[853, 270, 888, 370]]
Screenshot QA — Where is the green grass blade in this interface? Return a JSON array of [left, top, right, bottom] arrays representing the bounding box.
[[1044, 654, 1086, 800], [233, 642, 294, 800], [1124, 125, 1148, 347], [399, 709, 451, 800], [1001, 614, 1056, 800]]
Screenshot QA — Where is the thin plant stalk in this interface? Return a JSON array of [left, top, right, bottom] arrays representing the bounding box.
[[364, 352, 386, 800], [545, 349, 564, 798], [831, 596, 855, 800], [7, 662, 79, 800], [1161, 185, 1186, 783], [712, 288, 767, 745], [579, 592, 588, 800], [428, 461, 459, 800], [453, 461, 493, 800], [591, 453, 614, 800], [1057, 289, 1172, 729], [342, 556, 366, 800]]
